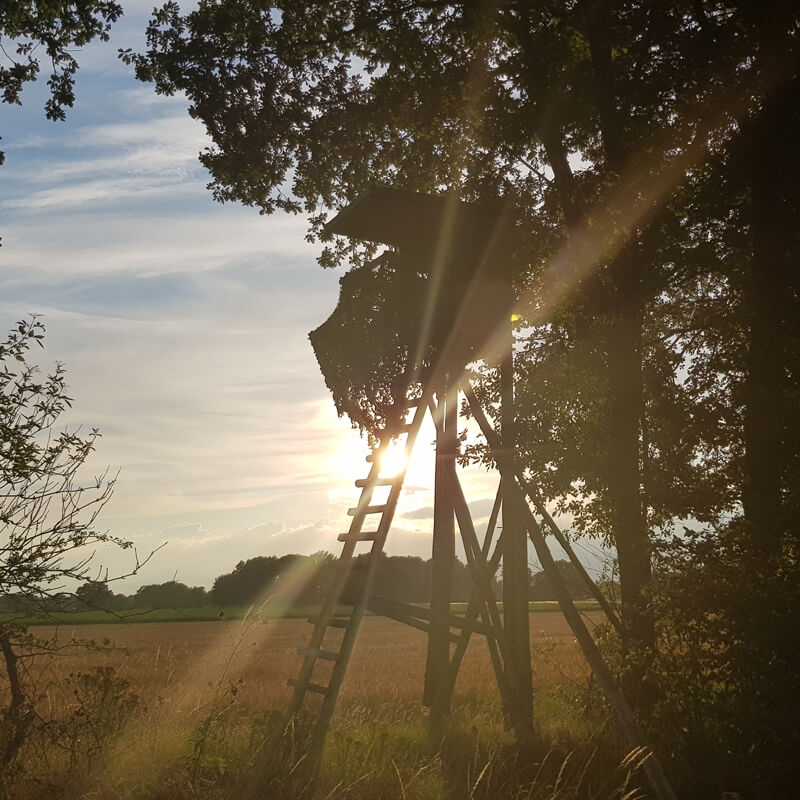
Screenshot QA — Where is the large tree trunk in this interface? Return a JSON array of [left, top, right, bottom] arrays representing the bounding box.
[[424, 381, 456, 721], [586, 0, 653, 644], [742, 77, 799, 553], [606, 287, 651, 643], [500, 326, 534, 738]]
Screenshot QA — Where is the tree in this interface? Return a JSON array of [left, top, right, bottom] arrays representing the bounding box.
[[529, 560, 593, 602], [75, 579, 116, 609], [0, 317, 142, 764], [210, 554, 300, 607], [133, 580, 207, 609], [0, 0, 123, 165], [124, 4, 800, 791], [124, 0, 800, 644]]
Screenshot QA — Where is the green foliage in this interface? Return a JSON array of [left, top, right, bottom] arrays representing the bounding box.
[[208, 552, 484, 609], [74, 579, 116, 609], [641, 525, 800, 799], [211, 554, 305, 607], [134, 580, 207, 609], [123, 0, 800, 644], [584, 523, 800, 799], [0, 1, 123, 164], [123, 5, 800, 789]]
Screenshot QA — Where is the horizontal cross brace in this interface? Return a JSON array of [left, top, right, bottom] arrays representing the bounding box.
[[365, 594, 496, 638], [355, 477, 397, 488]]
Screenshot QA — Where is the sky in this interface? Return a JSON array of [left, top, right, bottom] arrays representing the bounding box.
[[1, 2, 529, 591]]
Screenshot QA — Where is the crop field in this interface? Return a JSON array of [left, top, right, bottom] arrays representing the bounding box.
[[20, 610, 602, 715], [0, 611, 623, 799]]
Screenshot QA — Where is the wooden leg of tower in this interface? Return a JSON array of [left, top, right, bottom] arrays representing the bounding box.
[[499, 327, 534, 739], [450, 474, 512, 698], [424, 382, 457, 724], [434, 484, 503, 715]]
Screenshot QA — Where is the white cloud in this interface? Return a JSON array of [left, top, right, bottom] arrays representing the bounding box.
[[67, 114, 207, 152], [2, 209, 319, 281], [3, 172, 198, 210]]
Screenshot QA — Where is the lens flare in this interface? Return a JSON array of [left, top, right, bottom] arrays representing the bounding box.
[[379, 440, 408, 477]]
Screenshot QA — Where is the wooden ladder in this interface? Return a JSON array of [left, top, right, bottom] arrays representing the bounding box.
[[286, 389, 431, 739]]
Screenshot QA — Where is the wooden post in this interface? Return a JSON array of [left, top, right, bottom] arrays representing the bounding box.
[[499, 317, 534, 737], [424, 376, 457, 721]]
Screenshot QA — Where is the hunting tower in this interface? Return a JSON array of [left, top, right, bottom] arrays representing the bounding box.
[[286, 186, 677, 800]]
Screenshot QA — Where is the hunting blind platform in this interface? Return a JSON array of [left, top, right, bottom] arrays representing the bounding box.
[[286, 187, 677, 800]]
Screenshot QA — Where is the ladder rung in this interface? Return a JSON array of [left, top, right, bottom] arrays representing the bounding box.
[[297, 647, 339, 662], [308, 616, 351, 628], [355, 477, 397, 488], [347, 504, 387, 516], [288, 678, 329, 695], [405, 397, 423, 407], [337, 531, 379, 542]]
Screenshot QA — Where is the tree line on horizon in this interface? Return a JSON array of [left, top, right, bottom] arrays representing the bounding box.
[[0, 553, 594, 614]]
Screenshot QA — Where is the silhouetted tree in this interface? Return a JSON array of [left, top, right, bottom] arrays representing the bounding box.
[[75, 580, 116, 609], [529, 561, 592, 601], [123, 1, 800, 646], [133, 581, 207, 609], [210, 555, 299, 607], [124, 20, 800, 791], [0, 1, 123, 165]]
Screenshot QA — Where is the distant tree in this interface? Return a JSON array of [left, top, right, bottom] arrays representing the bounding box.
[[210, 555, 299, 607], [0, 317, 146, 764], [133, 580, 207, 609], [0, 1, 123, 165], [75, 580, 116, 609], [529, 560, 593, 602], [340, 553, 486, 605], [293, 551, 335, 606]]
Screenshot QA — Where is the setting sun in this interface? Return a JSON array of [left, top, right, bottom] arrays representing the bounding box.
[[377, 439, 408, 477]]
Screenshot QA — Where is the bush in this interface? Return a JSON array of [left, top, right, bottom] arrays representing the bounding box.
[[628, 523, 800, 798]]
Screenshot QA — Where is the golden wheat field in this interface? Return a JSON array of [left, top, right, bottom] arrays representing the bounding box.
[[22, 611, 601, 719]]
